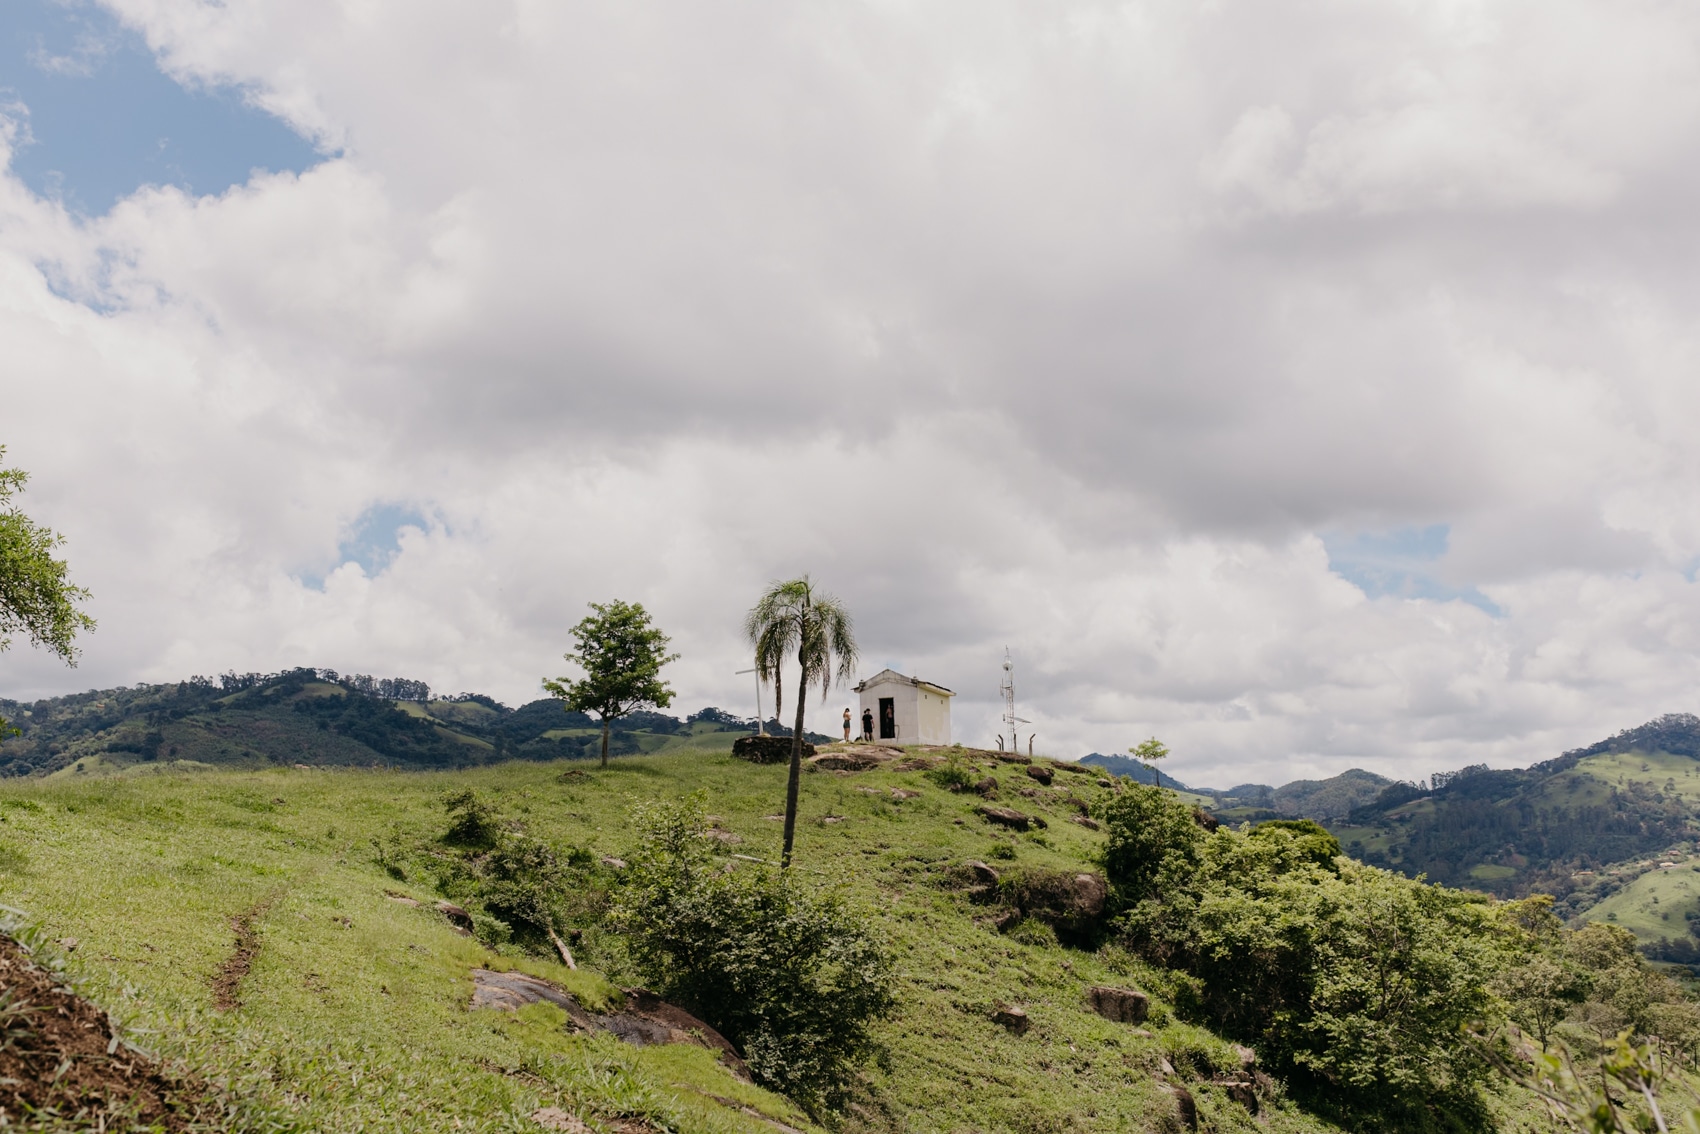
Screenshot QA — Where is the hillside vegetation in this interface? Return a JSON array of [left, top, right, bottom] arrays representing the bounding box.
[[0, 745, 1379, 1134], [0, 669, 815, 779]]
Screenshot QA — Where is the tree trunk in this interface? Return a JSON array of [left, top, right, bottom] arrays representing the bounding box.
[[600, 717, 610, 769], [781, 665, 809, 868]]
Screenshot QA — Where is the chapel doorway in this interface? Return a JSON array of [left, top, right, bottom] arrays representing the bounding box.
[[879, 697, 896, 740]]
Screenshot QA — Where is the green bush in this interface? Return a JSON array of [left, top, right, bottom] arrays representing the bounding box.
[[925, 756, 977, 793], [613, 794, 896, 1114], [442, 788, 502, 849], [1099, 782, 1505, 1129]]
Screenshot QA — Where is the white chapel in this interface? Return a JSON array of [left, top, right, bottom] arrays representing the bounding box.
[[853, 669, 954, 746]]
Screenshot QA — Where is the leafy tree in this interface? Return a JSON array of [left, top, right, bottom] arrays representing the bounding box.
[[0, 451, 95, 734], [744, 577, 857, 867], [544, 600, 678, 768], [1130, 736, 1169, 790], [613, 794, 895, 1114]]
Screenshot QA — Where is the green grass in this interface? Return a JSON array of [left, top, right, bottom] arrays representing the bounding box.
[[0, 751, 1369, 1133], [1581, 860, 1700, 943]]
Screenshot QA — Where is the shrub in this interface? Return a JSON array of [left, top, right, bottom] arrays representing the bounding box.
[[1099, 782, 1507, 1128], [613, 795, 896, 1114], [925, 756, 977, 793], [442, 789, 502, 849]]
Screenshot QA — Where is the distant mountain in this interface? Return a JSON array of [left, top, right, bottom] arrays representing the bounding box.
[[1082, 718, 1700, 912], [0, 668, 824, 778], [1218, 769, 1394, 823], [1077, 753, 1197, 792], [1077, 757, 1388, 822], [1334, 715, 1700, 901]]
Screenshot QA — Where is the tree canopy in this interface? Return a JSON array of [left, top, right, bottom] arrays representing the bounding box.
[[0, 453, 94, 665], [544, 600, 677, 767]]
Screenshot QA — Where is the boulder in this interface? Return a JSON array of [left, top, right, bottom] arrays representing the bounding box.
[[1070, 873, 1107, 915], [435, 901, 473, 932], [1069, 815, 1102, 831], [732, 735, 814, 764], [974, 777, 1000, 798], [599, 856, 628, 870], [966, 860, 1001, 886], [994, 753, 1032, 765], [991, 1005, 1030, 1034], [813, 750, 881, 771], [1096, 777, 1115, 789], [978, 807, 1031, 831], [1086, 985, 1148, 1024], [1024, 765, 1054, 786], [469, 971, 750, 1080]]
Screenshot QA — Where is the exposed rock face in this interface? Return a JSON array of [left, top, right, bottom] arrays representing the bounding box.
[[991, 1005, 1030, 1034], [1024, 765, 1053, 786], [1085, 985, 1148, 1024], [966, 861, 1001, 886], [994, 753, 1032, 765], [469, 970, 750, 1080], [732, 736, 814, 764], [974, 777, 1000, 798]]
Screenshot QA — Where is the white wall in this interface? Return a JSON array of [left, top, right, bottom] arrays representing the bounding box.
[[858, 673, 952, 745]]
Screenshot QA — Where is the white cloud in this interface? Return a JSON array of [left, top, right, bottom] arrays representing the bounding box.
[[4, 0, 1700, 788]]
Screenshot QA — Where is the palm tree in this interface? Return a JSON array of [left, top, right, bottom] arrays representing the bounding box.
[[745, 576, 858, 867]]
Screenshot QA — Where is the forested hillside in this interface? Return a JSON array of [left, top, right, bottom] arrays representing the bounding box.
[[0, 668, 822, 779]]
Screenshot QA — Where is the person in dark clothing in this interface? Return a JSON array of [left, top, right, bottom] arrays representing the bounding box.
[[861, 707, 874, 742]]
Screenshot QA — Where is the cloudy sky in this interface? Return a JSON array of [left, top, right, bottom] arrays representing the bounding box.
[[4, 0, 1700, 787]]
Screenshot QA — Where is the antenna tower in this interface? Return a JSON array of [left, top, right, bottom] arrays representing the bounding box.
[[999, 648, 1030, 752]]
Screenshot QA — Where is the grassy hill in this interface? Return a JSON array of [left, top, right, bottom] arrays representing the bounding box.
[[1327, 718, 1700, 906], [0, 745, 1385, 1133], [0, 668, 816, 779]]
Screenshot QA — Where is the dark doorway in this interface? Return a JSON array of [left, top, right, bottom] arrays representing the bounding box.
[[879, 697, 896, 740]]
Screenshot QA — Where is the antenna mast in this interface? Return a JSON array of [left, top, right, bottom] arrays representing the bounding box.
[[999, 648, 1030, 751]]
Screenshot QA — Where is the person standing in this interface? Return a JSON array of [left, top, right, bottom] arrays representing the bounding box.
[[861, 706, 874, 742], [842, 707, 852, 742]]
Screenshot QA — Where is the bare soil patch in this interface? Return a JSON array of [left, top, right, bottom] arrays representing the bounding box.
[[211, 898, 274, 1011], [0, 935, 212, 1129]]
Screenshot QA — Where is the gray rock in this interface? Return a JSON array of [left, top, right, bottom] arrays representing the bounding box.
[[992, 1005, 1030, 1034], [1086, 985, 1149, 1024]]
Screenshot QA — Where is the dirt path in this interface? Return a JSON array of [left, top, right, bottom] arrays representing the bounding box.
[[212, 896, 277, 1011]]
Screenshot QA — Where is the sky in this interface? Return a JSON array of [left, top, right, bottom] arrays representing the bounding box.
[[4, 0, 1700, 788]]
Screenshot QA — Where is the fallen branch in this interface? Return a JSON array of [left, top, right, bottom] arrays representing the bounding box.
[[547, 926, 577, 971]]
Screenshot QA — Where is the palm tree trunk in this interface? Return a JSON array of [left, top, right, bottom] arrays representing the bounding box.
[[782, 664, 809, 867], [600, 717, 610, 769]]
